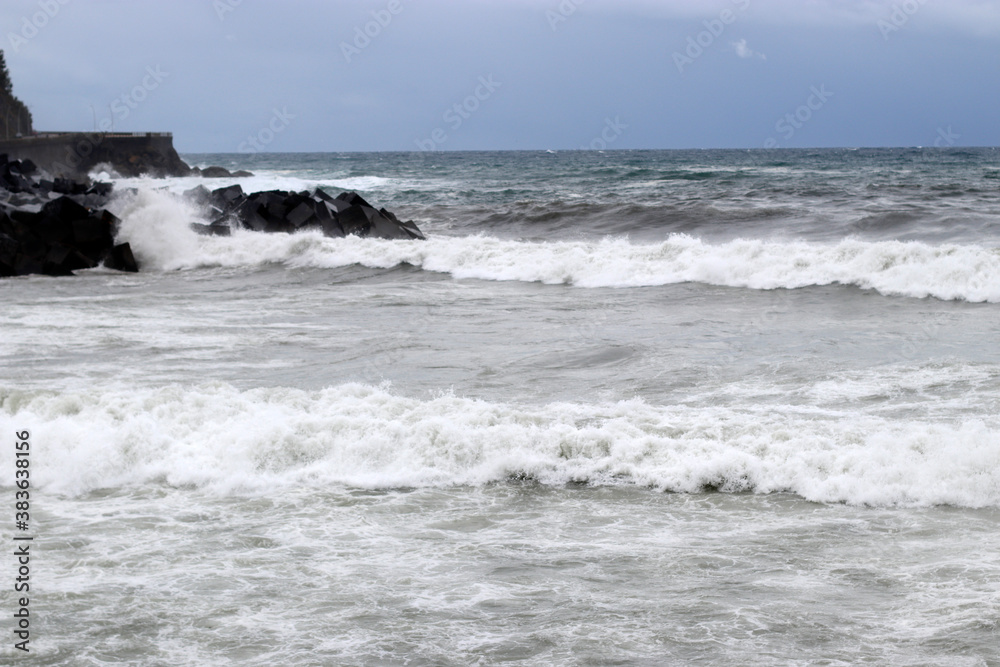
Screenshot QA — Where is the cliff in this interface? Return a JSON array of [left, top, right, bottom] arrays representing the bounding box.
[[0, 131, 192, 178], [0, 49, 191, 178]]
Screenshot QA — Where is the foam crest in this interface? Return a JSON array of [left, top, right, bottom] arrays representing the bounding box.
[[2, 383, 998, 507], [105, 185, 1000, 302], [207, 233, 1000, 302]]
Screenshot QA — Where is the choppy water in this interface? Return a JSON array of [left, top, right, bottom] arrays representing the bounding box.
[[2, 149, 999, 665]]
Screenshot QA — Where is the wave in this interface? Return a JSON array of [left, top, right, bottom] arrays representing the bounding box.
[[2, 383, 998, 507], [102, 170, 452, 203], [109, 189, 1000, 301]]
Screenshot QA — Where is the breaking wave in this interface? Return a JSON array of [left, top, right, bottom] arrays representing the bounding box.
[[2, 383, 998, 507], [109, 188, 1000, 302]]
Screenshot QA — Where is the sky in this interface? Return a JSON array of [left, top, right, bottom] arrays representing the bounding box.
[[1, 0, 998, 153]]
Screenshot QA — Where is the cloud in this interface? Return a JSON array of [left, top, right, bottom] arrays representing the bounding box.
[[536, 0, 1000, 36], [732, 38, 766, 60]]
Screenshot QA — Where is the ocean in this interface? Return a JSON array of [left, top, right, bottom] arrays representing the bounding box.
[[2, 148, 999, 665]]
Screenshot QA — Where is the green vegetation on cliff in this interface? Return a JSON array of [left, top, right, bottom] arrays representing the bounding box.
[[0, 50, 33, 139]]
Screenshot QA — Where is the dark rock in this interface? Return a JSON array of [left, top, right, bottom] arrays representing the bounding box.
[[232, 199, 267, 232], [103, 243, 139, 272], [337, 191, 375, 209], [200, 166, 233, 178], [183, 185, 212, 206], [212, 184, 244, 204], [72, 216, 113, 245], [87, 182, 114, 197], [202, 187, 424, 241], [286, 201, 316, 229], [337, 205, 372, 237], [264, 196, 288, 223], [53, 178, 78, 195], [397, 218, 426, 240], [0, 232, 17, 276], [321, 216, 346, 238], [190, 222, 232, 237], [0, 163, 136, 277], [33, 215, 75, 245], [9, 194, 41, 209], [14, 255, 44, 277], [44, 243, 98, 275], [42, 196, 90, 223], [232, 170, 254, 177], [369, 209, 413, 240], [313, 188, 337, 203]]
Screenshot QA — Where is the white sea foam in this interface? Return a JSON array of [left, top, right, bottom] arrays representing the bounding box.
[[107, 187, 1000, 301], [2, 383, 998, 506], [108, 171, 445, 200], [111, 188, 207, 271]]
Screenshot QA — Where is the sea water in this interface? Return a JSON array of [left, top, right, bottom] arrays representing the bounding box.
[[1, 148, 999, 665]]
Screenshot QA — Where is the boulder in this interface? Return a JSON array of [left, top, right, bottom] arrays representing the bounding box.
[[103, 243, 139, 272], [200, 166, 234, 178], [0, 176, 134, 277], [190, 222, 232, 237], [211, 184, 244, 209], [205, 186, 424, 241]]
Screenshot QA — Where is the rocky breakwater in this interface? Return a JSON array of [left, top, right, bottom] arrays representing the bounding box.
[[186, 184, 426, 240], [0, 154, 427, 278], [0, 154, 136, 277]]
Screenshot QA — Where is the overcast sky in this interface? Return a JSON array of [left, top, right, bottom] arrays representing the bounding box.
[[2, 0, 998, 152]]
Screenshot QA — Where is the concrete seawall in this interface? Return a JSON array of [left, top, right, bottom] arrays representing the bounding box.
[[0, 132, 190, 178]]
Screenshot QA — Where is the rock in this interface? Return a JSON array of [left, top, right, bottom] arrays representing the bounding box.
[[0, 160, 424, 279], [183, 185, 212, 204], [337, 204, 372, 237], [45, 243, 98, 275], [369, 208, 414, 240], [204, 186, 424, 241], [0, 231, 18, 276], [190, 222, 232, 237], [53, 178, 78, 195], [87, 182, 114, 197], [41, 196, 90, 224], [286, 201, 316, 229], [103, 243, 139, 272], [232, 170, 254, 177], [200, 166, 233, 178], [211, 184, 245, 207], [0, 174, 134, 277]]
